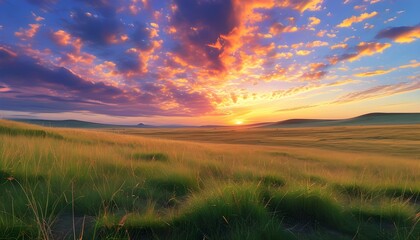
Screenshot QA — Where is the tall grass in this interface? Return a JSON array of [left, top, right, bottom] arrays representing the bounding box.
[[0, 120, 419, 239]]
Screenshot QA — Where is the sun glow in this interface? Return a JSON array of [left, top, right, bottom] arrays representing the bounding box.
[[234, 120, 244, 125]]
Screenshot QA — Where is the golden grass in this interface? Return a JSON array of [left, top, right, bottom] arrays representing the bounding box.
[[0, 120, 419, 239]]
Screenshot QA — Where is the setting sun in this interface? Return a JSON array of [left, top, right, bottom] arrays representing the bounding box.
[[235, 120, 244, 125]]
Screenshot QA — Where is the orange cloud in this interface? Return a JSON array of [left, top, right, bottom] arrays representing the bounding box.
[[354, 60, 420, 78], [399, 60, 420, 69], [296, 50, 312, 56], [61, 52, 96, 65], [279, 0, 324, 13], [301, 71, 326, 80], [14, 24, 41, 40], [207, 38, 224, 50], [291, 42, 304, 49], [309, 62, 327, 71], [331, 43, 348, 49], [316, 30, 327, 37], [337, 11, 378, 28], [0, 46, 17, 58], [327, 41, 390, 65], [52, 30, 71, 46], [308, 16, 321, 27], [335, 81, 420, 104], [274, 52, 293, 59], [276, 104, 320, 112], [354, 68, 396, 77], [376, 25, 420, 43], [355, 42, 390, 57], [272, 78, 355, 100], [349, 42, 391, 62], [306, 41, 328, 48], [269, 22, 298, 35]]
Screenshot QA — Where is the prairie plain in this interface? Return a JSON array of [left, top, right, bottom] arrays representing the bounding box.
[[0, 120, 419, 239]]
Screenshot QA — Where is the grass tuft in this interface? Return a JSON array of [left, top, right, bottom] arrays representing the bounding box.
[[259, 174, 286, 188], [173, 184, 294, 239], [265, 189, 348, 231], [132, 152, 168, 161], [146, 173, 198, 197]]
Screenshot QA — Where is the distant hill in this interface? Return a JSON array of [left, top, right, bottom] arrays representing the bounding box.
[[10, 119, 154, 129], [9, 113, 420, 129], [263, 113, 420, 128]]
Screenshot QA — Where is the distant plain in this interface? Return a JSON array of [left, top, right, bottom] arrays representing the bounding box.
[[0, 120, 419, 239]]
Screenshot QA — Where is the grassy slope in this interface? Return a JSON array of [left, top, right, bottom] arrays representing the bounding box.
[[109, 125, 420, 158], [0, 120, 419, 239], [265, 113, 420, 128]]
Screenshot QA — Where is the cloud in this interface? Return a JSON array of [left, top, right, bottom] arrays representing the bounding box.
[[169, 0, 238, 71], [131, 24, 155, 50], [354, 68, 395, 77], [329, 42, 391, 63], [354, 60, 420, 77], [0, 46, 220, 116], [66, 10, 124, 46], [306, 41, 328, 48], [334, 81, 420, 104], [399, 60, 420, 69], [280, 0, 324, 13], [276, 104, 319, 112], [52, 30, 72, 46], [60, 52, 96, 65], [2, 0, 418, 121], [330, 43, 348, 49], [276, 79, 419, 112], [375, 25, 420, 43], [65, 8, 160, 76], [269, 22, 299, 35], [309, 62, 328, 71], [300, 71, 327, 80], [271, 78, 356, 100], [115, 49, 143, 74], [353, 42, 391, 61], [0, 47, 124, 102], [308, 17, 321, 27], [14, 24, 41, 41], [296, 50, 312, 56], [337, 11, 378, 28]]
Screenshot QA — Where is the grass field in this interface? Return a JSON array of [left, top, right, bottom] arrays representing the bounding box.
[[0, 120, 419, 239]]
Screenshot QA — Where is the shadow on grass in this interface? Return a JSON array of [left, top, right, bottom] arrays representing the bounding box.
[[132, 152, 168, 162], [334, 183, 420, 202], [99, 185, 295, 240], [0, 126, 63, 139], [264, 189, 348, 232]]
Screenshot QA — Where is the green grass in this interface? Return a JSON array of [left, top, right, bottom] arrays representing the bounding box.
[[132, 152, 168, 161], [0, 120, 419, 239], [0, 125, 63, 139]]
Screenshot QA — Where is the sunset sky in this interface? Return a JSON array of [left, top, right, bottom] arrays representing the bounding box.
[[0, 0, 419, 125]]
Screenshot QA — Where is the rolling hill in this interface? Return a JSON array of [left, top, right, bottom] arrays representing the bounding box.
[[9, 119, 152, 128], [8, 112, 420, 129], [263, 113, 420, 128]]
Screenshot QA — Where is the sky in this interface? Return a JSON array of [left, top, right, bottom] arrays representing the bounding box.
[[0, 0, 419, 125]]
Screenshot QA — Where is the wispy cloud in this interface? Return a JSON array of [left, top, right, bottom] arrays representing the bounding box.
[[337, 11, 378, 28], [334, 81, 420, 104]]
